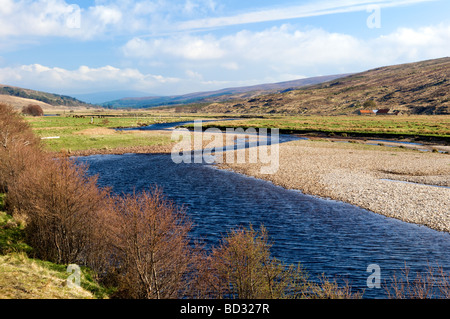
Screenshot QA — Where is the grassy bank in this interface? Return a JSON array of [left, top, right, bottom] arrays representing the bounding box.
[[195, 115, 450, 141], [27, 113, 450, 154], [26, 113, 204, 153], [0, 194, 110, 299]]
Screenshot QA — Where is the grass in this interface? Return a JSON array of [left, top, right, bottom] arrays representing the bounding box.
[[0, 193, 111, 299], [195, 115, 450, 139], [26, 113, 449, 153], [25, 113, 205, 152], [0, 253, 109, 299], [0, 193, 31, 254], [0, 211, 32, 255], [42, 130, 173, 153]]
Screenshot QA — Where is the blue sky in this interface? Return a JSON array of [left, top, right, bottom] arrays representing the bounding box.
[[0, 0, 449, 99]]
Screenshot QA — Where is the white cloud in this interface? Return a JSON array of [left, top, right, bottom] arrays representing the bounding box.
[[0, 0, 435, 40], [374, 23, 450, 60], [0, 0, 80, 37], [122, 22, 450, 78], [1, 1, 449, 96], [0, 64, 180, 94], [0, 0, 222, 39], [123, 34, 225, 60]]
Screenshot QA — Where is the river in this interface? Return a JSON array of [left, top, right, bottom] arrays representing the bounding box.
[[76, 120, 450, 298]]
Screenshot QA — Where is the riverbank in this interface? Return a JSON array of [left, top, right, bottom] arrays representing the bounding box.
[[217, 139, 450, 234], [36, 113, 449, 234]]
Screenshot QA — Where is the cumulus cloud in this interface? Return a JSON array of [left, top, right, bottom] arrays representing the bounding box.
[[1, 1, 448, 96], [0, 0, 82, 37], [372, 23, 450, 61], [122, 22, 450, 79], [0, 0, 221, 39], [2, 20, 449, 96], [123, 34, 225, 61], [0, 64, 180, 93]]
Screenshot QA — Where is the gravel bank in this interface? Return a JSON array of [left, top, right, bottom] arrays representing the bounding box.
[[217, 139, 450, 233]]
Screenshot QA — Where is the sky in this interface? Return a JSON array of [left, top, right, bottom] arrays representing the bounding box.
[[0, 0, 449, 100]]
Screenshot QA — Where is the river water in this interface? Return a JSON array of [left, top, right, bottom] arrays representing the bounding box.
[[76, 121, 450, 298]]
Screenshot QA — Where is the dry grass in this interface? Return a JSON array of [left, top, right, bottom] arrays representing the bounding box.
[[73, 127, 116, 135], [0, 253, 95, 299]]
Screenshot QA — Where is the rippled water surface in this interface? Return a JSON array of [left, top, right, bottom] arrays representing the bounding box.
[[78, 152, 450, 298]]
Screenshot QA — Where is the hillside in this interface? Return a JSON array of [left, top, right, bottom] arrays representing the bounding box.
[[0, 85, 95, 111], [193, 57, 450, 115], [101, 74, 348, 109]]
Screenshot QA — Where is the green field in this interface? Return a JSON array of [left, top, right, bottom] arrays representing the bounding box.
[[26, 113, 203, 152], [197, 115, 450, 140], [26, 113, 450, 153]]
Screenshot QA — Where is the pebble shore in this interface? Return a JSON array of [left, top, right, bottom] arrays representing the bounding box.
[[217, 139, 450, 234]]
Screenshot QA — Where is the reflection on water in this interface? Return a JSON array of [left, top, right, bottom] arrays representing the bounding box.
[[78, 153, 450, 299]]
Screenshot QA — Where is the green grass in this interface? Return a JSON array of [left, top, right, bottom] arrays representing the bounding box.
[[26, 113, 450, 153], [0, 194, 31, 254], [26, 114, 201, 152], [0, 193, 111, 299], [0, 211, 32, 255], [42, 130, 174, 152], [195, 115, 450, 139]]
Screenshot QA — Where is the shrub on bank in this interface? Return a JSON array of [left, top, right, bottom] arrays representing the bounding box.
[[109, 188, 195, 299], [7, 156, 110, 265], [0, 103, 41, 192], [22, 104, 44, 117]]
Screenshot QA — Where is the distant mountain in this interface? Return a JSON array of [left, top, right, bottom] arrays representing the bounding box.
[[101, 74, 350, 109], [71, 90, 155, 104], [196, 57, 450, 115], [0, 84, 94, 110]]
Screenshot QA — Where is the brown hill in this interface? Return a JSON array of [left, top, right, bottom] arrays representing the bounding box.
[[0, 84, 95, 112], [196, 57, 450, 115]]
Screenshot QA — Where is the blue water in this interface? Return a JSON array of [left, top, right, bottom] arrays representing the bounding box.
[[77, 152, 450, 299]]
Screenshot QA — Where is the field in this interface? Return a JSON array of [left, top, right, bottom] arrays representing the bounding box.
[[26, 112, 207, 153], [196, 115, 450, 139], [26, 113, 450, 154]]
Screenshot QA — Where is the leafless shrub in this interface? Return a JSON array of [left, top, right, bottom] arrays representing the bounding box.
[[7, 156, 110, 265], [0, 103, 41, 192], [22, 104, 44, 117], [385, 264, 450, 299], [197, 225, 360, 299], [208, 225, 290, 299], [111, 188, 195, 299], [193, 225, 363, 299]]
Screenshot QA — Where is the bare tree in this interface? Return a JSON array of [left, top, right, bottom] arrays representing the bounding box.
[[202, 225, 360, 299], [112, 188, 194, 299], [7, 156, 110, 265], [22, 104, 44, 117], [204, 225, 307, 299], [0, 103, 41, 192]]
